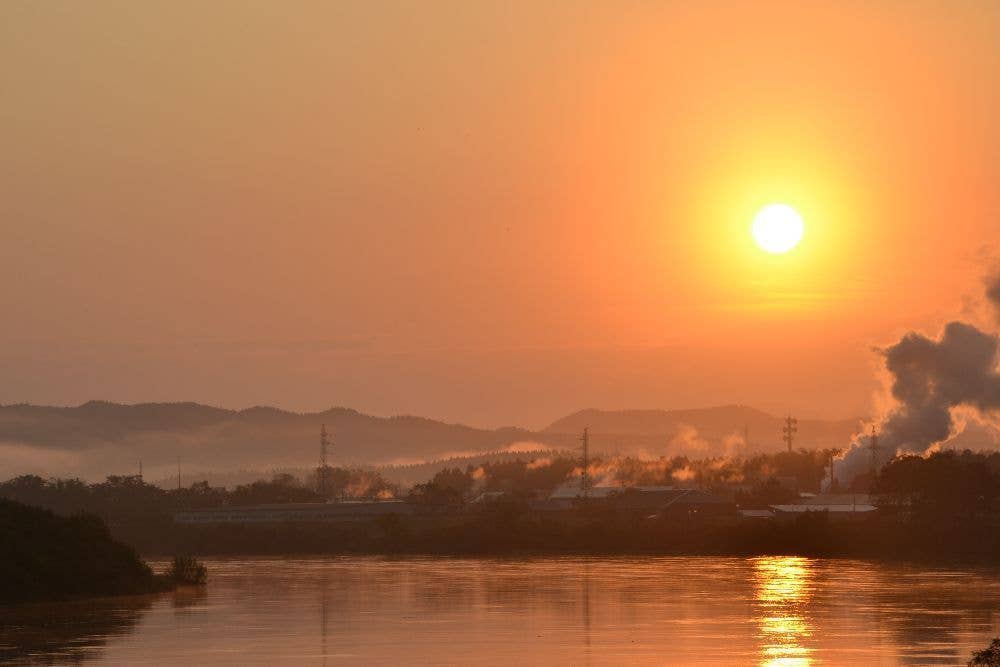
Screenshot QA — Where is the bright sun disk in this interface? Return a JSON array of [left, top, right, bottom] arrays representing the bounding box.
[[752, 204, 804, 254]]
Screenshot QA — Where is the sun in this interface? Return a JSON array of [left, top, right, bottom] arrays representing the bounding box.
[[752, 204, 804, 254]]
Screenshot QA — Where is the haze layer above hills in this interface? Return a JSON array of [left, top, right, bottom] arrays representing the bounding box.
[[546, 406, 859, 444], [0, 401, 880, 483]]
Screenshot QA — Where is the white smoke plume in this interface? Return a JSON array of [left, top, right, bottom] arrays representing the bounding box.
[[665, 424, 712, 456], [833, 317, 1000, 487], [986, 270, 1000, 323], [671, 466, 696, 482]]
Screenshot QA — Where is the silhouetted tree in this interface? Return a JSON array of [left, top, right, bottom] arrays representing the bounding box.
[[430, 468, 475, 499], [407, 482, 464, 507], [875, 450, 999, 518]]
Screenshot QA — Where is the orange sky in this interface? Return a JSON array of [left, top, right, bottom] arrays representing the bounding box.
[[1, 1, 998, 428]]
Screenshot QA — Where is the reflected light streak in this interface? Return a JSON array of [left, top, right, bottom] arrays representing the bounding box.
[[753, 556, 816, 667]]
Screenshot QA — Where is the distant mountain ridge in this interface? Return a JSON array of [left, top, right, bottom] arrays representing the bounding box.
[[0, 399, 540, 457], [0, 401, 574, 484], [0, 401, 884, 483]]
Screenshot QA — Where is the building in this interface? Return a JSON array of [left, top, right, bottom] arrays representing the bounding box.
[[469, 491, 507, 504], [174, 500, 412, 524], [541, 484, 734, 519], [544, 484, 621, 509], [770, 493, 875, 521], [611, 487, 735, 519]]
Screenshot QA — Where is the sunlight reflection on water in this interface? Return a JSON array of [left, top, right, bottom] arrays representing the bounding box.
[[754, 556, 815, 667], [2, 556, 999, 666]]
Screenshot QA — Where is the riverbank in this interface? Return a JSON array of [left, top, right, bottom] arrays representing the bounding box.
[[121, 508, 1000, 564]]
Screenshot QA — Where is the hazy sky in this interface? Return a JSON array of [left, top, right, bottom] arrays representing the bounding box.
[[2, 1, 998, 428]]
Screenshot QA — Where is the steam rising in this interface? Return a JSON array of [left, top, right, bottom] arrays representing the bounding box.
[[988, 270, 1000, 322], [834, 311, 1000, 486]]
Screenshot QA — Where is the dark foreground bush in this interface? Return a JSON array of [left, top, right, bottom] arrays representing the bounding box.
[[970, 638, 1000, 666], [0, 499, 176, 603]]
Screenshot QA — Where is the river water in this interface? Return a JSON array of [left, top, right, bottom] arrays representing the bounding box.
[[2, 556, 998, 665]]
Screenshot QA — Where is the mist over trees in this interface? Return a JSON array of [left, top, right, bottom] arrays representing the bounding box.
[[409, 449, 841, 506]]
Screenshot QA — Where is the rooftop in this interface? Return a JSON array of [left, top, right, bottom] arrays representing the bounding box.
[[772, 503, 875, 513], [548, 485, 729, 506], [793, 494, 872, 506]]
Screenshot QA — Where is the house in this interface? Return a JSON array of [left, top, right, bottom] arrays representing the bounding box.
[[541, 484, 734, 519], [174, 500, 413, 524], [770, 493, 875, 521], [541, 484, 622, 510], [611, 487, 735, 519], [470, 491, 506, 504]]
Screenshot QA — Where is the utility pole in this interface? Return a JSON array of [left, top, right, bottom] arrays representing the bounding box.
[[138, 460, 143, 483], [318, 424, 332, 496], [782, 415, 798, 453], [177, 456, 181, 491], [828, 450, 836, 491], [580, 427, 590, 500], [869, 425, 880, 481]]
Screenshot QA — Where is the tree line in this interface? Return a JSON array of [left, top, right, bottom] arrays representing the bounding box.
[[2, 449, 997, 560]]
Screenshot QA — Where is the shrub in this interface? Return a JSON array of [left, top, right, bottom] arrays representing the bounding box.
[[167, 555, 207, 586]]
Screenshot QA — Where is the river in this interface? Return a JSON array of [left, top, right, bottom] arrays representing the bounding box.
[[2, 556, 998, 665]]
